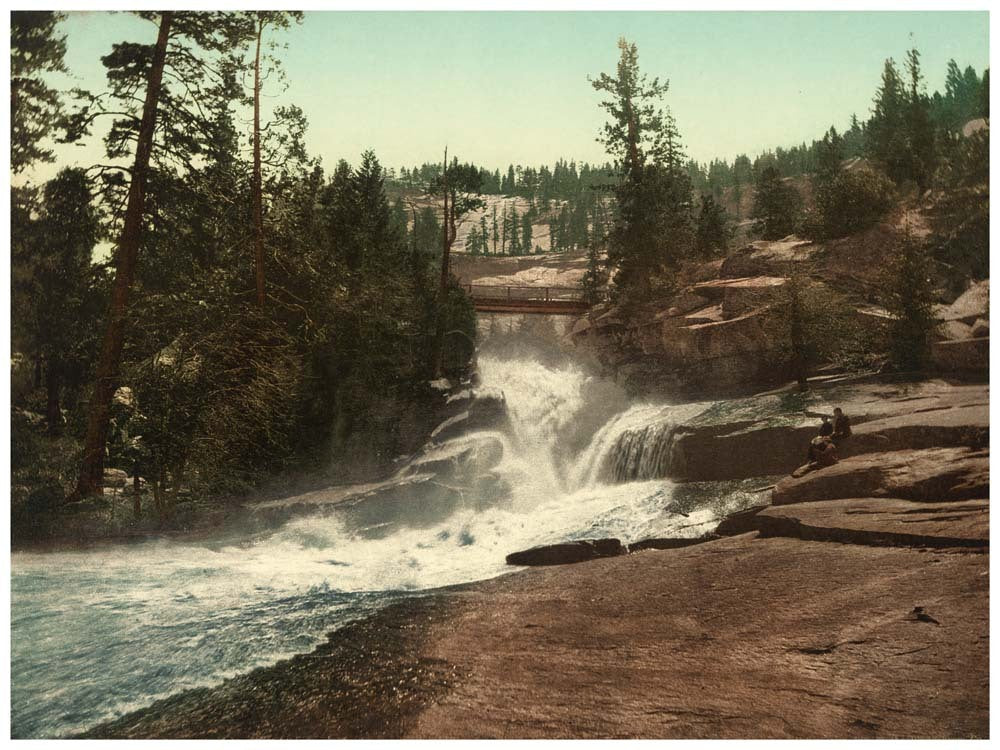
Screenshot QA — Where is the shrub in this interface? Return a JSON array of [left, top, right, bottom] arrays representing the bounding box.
[[806, 168, 896, 240]]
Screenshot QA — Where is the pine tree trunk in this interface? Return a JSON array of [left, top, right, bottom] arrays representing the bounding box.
[[73, 11, 172, 500], [252, 18, 266, 308], [432, 148, 450, 378]]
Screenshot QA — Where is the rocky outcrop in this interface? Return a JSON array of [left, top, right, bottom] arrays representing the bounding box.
[[252, 473, 465, 534], [714, 504, 769, 536], [931, 337, 989, 373], [505, 538, 626, 566], [691, 275, 787, 318], [935, 279, 989, 324], [666, 381, 987, 482], [755, 498, 987, 549], [429, 387, 509, 443], [771, 447, 989, 506], [400, 434, 504, 484], [626, 535, 718, 553]]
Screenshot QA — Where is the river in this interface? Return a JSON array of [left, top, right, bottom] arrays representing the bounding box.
[[11, 352, 768, 738]]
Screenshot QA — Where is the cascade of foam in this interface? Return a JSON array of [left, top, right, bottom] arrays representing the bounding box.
[[12, 352, 720, 739], [569, 401, 711, 487]]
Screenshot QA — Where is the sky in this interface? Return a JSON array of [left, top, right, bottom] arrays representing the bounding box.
[[21, 10, 991, 184]]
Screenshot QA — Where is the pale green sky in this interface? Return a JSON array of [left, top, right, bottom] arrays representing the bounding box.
[[23, 10, 991, 183]]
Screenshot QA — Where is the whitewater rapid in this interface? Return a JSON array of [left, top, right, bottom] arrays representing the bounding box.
[[12, 354, 723, 738]]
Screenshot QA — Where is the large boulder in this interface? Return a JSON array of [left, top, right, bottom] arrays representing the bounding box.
[[103, 468, 129, 489], [935, 279, 989, 325], [430, 387, 509, 443], [771, 447, 989, 506], [400, 434, 505, 484], [661, 308, 776, 364], [252, 472, 465, 535], [934, 319, 973, 342], [691, 276, 787, 319], [505, 538, 625, 566]]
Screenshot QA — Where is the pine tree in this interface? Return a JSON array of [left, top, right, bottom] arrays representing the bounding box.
[[905, 47, 936, 192], [883, 230, 937, 371], [751, 165, 801, 240], [867, 58, 911, 184], [74, 12, 174, 498], [491, 204, 499, 255], [581, 242, 605, 304], [521, 213, 532, 255], [695, 194, 729, 256], [509, 204, 521, 255], [500, 203, 509, 254], [591, 38, 694, 298], [480, 215, 489, 255], [11, 11, 69, 172], [814, 127, 844, 184], [13, 169, 102, 435], [249, 11, 304, 308]]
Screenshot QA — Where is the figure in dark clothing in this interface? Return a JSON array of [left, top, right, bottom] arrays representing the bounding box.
[[818, 415, 834, 437], [807, 435, 839, 467], [832, 407, 851, 442]]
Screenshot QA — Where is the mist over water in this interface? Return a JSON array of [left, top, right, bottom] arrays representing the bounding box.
[[12, 351, 726, 739]]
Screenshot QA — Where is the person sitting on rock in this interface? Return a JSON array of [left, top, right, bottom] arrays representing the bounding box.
[[807, 435, 839, 467], [832, 407, 852, 442], [818, 415, 834, 437]]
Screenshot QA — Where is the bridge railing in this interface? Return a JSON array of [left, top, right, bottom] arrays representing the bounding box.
[[462, 284, 593, 303]]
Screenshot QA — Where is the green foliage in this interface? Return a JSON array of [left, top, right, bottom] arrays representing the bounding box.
[[804, 167, 896, 240], [581, 242, 606, 305], [766, 274, 857, 387], [751, 165, 801, 240], [928, 128, 989, 290], [11, 169, 107, 435], [695, 194, 730, 256], [592, 39, 694, 299], [866, 49, 937, 190], [10, 11, 69, 172], [882, 233, 938, 372]]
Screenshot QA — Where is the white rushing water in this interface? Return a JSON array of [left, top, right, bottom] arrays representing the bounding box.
[[11, 353, 724, 738]]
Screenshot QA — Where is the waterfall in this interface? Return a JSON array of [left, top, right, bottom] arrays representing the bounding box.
[[11, 352, 717, 739]]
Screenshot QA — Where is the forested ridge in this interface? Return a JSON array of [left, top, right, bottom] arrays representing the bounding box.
[[10, 12, 989, 541]]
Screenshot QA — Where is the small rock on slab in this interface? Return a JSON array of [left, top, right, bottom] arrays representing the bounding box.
[[506, 538, 625, 566]]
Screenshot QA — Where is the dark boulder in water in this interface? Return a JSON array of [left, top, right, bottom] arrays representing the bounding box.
[[505, 538, 625, 566], [627, 535, 718, 553], [714, 504, 769, 536]]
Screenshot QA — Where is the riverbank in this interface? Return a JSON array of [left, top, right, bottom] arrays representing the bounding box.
[[80, 528, 988, 739], [21, 373, 983, 740], [79, 381, 990, 739]]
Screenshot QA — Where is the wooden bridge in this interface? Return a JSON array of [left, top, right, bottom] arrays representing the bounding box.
[[463, 284, 595, 315]]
